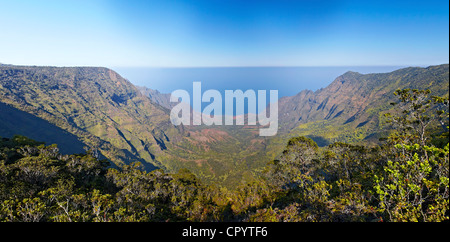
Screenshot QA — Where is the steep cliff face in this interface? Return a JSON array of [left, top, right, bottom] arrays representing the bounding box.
[[0, 66, 184, 170], [136, 85, 174, 110], [1, 64, 448, 186], [0, 65, 270, 186], [275, 64, 449, 147]]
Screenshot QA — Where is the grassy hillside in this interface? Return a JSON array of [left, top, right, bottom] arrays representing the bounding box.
[[0, 66, 268, 187], [0, 66, 180, 171], [0, 102, 86, 155], [267, 64, 449, 159], [0, 64, 448, 187]]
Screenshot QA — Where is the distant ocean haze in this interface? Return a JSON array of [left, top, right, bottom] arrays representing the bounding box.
[[115, 66, 406, 115]]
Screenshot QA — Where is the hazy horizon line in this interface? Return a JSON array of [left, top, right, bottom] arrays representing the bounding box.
[[5, 62, 449, 69]]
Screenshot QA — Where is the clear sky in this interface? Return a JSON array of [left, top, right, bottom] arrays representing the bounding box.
[[0, 0, 448, 67]]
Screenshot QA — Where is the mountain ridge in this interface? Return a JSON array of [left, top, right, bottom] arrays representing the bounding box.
[[1, 64, 448, 186], [268, 64, 449, 155], [0, 65, 183, 171]]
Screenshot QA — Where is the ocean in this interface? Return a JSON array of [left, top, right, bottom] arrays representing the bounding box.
[[114, 66, 407, 98], [114, 66, 407, 115]]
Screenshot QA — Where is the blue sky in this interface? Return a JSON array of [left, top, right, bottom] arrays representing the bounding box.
[[0, 0, 448, 67]]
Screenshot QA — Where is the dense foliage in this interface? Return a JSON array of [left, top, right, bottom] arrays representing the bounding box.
[[0, 89, 448, 222]]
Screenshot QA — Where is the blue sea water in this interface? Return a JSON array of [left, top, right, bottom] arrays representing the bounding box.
[[114, 66, 407, 115], [114, 66, 406, 98]]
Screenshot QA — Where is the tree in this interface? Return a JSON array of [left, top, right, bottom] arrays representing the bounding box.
[[374, 143, 449, 221], [265, 136, 319, 189], [375, 89, 449, 221], [385, 89, 446, 146]]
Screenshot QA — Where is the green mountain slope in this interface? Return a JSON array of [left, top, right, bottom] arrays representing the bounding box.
[[0, 64, 448, 187], [0, 102, 86, 155], [0, 65, 267, 186], [267, 64, 449, 158], [0, 66, 184, 171]]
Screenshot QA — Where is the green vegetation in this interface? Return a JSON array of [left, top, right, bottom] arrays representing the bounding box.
[[0, 66, 270, 187], [1, 64, 448, 188], [1, 89, 447, 222], [274, 64, 449, 146], [0, 65, 177, 171]]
